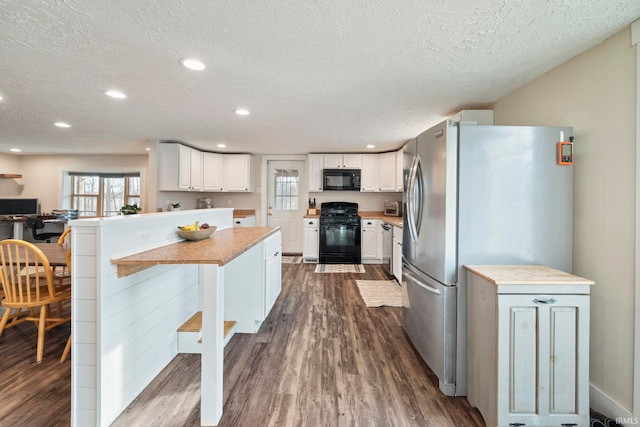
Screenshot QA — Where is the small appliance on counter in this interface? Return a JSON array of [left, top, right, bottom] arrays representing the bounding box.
[[197, 198, 213, 209], [384, 201, 402, 217]]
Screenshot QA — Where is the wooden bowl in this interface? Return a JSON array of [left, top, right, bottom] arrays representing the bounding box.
[[177, 226, 217, 241]]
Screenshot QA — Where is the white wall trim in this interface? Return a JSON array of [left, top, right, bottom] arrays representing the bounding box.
[[632, 18, 640, 421], [591, 383, 634, 425]]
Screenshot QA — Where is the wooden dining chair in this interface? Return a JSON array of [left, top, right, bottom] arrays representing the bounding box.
[[54, 226, 72, 288], [60, 247, 72, 363], [0, 239, 72, 363]]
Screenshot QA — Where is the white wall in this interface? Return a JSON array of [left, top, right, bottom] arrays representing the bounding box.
[[3, 154, 149, 213], [492, 27, 635, 414]]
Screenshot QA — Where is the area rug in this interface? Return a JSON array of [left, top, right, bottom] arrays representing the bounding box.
[[355, 280, 403, 307], [314, 264, 365, 273], [281, 256, 302, 264]]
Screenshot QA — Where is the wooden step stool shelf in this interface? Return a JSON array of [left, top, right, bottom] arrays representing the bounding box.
[[177, 312, 236, 354]]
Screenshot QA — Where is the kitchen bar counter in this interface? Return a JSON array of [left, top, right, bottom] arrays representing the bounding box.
[[112, 227, 278, 277]]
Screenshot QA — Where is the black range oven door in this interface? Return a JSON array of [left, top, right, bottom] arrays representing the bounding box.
[[319, 220, 361, 264]]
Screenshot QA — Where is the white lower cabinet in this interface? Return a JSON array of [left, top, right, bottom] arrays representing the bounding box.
[[361, 219, 381, 262], [466, 265, 593, 427], [392, 225, 402, 282], [225, 231, 282, 333], [264, 233, 282, 315], [303, 218, 319, 262]]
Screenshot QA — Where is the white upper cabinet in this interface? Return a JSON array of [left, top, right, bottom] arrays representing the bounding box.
[[224, 154, 253, 192], [307, 154, 324, 192], [378, 152, 396, 192], [360, 154, 379, 192], [159, 143, 203, 191], [323, 154, 362, 169], [159, 144, 251, 193], [395, 149, 404, 192], [202, 152, 224, 192]]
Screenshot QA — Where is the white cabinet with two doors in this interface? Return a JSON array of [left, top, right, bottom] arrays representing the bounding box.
[[465, 265, 593, 427], [159, 142, 252, 192]]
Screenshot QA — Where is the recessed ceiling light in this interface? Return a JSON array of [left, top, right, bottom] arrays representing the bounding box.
[[54, 122, 72, 128], [217, 143, 227, 148], [180, 58, 205, 71], [366, 144, 375, 149], [104, 90, 127, 99], [146, 147, 150, 151], [9, 148, 21, 153], [235, 108, 250, 116], [0, 95, 3, 101]]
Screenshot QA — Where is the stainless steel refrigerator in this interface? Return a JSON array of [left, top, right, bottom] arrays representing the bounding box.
[[403, 119, 573, 397]]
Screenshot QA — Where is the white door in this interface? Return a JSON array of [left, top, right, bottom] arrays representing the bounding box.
[[267, 160, 305, 254]]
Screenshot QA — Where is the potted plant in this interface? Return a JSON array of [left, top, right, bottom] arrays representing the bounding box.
[[168, 202, 181, 211], [120, 204, 142, 215]]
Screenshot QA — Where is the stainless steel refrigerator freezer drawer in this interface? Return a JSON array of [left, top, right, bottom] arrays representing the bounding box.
[[403, 265, 457, 396]]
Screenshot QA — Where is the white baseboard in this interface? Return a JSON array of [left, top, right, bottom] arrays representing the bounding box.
[[590, 382, 636, 425]]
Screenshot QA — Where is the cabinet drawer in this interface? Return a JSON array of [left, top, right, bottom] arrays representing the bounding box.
[[304, 218, 319, 228]]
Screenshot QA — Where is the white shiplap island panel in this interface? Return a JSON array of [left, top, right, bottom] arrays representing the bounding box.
[[69, 209, 234, 427]]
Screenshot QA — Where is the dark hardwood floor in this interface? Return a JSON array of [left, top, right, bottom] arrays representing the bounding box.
[[0, 263, 484, 427]]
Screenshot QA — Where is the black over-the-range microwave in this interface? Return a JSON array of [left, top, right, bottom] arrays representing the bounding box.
[[323, 169, 361, 191]]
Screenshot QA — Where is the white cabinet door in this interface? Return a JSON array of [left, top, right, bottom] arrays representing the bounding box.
[[307, 154, 324, 192], [378, 152, 396, 192], [303, 218, 319, 262], [202, 152, 225, 191], [323, 154, 362, 169], [158, 143, 202, 191], [395, 149, 404, 192], [225, 154, 252, 192], [361, 219, 380, 261], [264, 243, 282, 315], [178, 144, 192, 190], [189, 148, 203, 191], [360, 154, 378, 192], [496, 294, 589, 427], [342, 154, 362, 169], [392, 226, 403, 281]]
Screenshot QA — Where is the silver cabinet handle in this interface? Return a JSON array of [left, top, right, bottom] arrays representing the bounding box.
[[533, 297, 557, 304]]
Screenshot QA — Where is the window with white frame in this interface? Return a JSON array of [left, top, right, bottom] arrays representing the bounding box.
[[273, 168, 299, 210], [70, 173, 141, 217]]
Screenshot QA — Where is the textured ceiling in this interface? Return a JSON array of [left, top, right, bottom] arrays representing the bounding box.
[[0, 0, 638, 155]]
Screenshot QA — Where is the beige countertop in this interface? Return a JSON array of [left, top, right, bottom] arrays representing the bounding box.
[[112, 226, 279, 277], [303, 210, 403, 227], [233, 209, 256, 218], [464, 265, 595, 286], [359, 211, 403, 227]]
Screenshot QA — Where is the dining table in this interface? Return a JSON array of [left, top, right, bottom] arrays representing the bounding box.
[[33, 242, 68, 267]]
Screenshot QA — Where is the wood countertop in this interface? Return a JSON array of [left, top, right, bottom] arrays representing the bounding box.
[[464, 265, 594, 286], [303, 210, 403, 227], [112, 226, 279, 277], [233, 209, 256, 218]]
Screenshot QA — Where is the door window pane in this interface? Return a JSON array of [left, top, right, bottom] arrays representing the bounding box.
[[274, 169, 299, 210]]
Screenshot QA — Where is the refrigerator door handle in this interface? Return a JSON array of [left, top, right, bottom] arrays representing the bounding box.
[[404, 270, 442, 296], [407, 155, 423, 244]]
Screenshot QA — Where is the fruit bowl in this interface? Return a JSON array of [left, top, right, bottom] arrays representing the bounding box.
[[177, 226, 217, 241]]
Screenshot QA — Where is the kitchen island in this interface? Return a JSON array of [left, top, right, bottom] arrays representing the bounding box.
[[68, 209, 280, 427]]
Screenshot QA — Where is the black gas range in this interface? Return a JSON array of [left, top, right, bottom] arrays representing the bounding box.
[[319, 202, 361, 264]]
